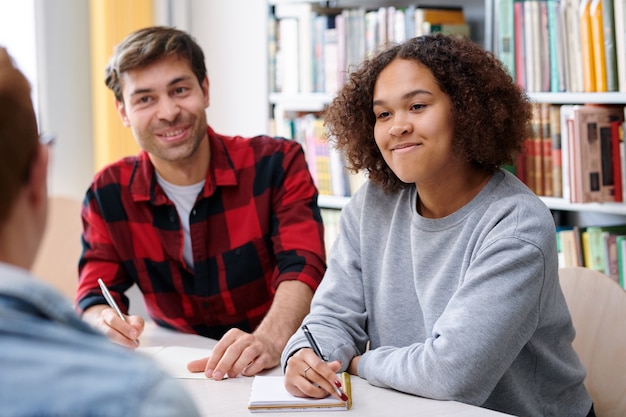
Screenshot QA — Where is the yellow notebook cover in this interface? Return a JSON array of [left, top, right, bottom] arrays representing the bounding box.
[[248, 372, 352, 412]]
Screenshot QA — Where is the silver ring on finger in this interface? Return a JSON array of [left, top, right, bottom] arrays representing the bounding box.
[[303, 366, 312, 380]]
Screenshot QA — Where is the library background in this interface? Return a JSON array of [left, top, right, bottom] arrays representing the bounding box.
[[267, 0, 626, 291], [9, 0, 626, 291]]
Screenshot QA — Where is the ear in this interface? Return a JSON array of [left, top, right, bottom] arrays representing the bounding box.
[[202, 76, 210, 108], [27, 144, 49, 209], [115, 99, 131, 127]]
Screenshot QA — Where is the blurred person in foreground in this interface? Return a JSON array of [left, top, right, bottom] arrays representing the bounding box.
[[0, 46, 200, 417]]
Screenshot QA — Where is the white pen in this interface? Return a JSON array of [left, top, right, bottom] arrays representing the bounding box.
[[97, 278, 139, 345]]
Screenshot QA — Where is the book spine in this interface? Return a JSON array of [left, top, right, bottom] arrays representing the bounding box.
[[541, 102, 554, 195], [614, 0, 626, 91], [497, 0, 517, 78], [590, 0, 608, 91], [579, 0, 598, 91], [551, 104, 564, 197], [602, 0, 619, 91], [514, 0, 527, 88]]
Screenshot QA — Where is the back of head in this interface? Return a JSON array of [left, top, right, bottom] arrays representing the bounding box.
[[105, 26, 207, 102], [0, 48, 39, 225]]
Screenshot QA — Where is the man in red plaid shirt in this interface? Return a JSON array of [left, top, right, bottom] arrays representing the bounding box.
[[76, 27, 326, 380]]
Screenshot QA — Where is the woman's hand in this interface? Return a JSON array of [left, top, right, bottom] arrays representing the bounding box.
[[284, 348, 349, 401]]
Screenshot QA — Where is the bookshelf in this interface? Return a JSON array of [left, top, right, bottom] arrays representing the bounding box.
[[494, 0, 626, 219], [267, 3, 626, 209], [267, 0, 626, 282], [268, 0, 490, 211]]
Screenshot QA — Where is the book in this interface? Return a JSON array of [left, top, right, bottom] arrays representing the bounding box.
[[550, 104, 564, 197], [539, 0, 552, 91], [567, 105, 624, 202], [248, 372, 352, 412], [524, 0, 540, 91], [548, 0, 566, 91], [601, 0, 619, 91], [617, 235, 626, 287], [563, 0, 585, 92], [496, 0, 516, 78], [583, 225, 626, 271], [559, 227, 584, 266], [424, 22, 471, 37], [579, 0, 597, 91], [541, 102, 554, 195], [615, 0, 626, 92], [276, 17, 300, 94], [590, 0, 608, 91], [614, 119, 626, 200], [514, 0, 527, 88], [415, 5, 466, 36], [524, 102, 543, 194]]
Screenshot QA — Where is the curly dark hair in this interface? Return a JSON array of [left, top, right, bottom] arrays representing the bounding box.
[[324, 33, 532, 193], [105, 26, 207, 102]]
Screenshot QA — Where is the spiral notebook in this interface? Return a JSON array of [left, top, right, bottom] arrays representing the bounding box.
[[248, 372, 352, 412]]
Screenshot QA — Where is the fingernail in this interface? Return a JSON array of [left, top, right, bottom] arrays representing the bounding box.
[[205, 369, 213, 378], [334, 379, 342, 388], [213, 371, 223, 380], [129, 330, 137, 339], [340, 391, 349, 401]]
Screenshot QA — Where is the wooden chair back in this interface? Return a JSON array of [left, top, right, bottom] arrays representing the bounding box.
[[32, 195, 83, 302], [559, 267, 626, 417]]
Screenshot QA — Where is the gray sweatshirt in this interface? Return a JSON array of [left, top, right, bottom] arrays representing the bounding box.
[[282, 170, 592, 417]]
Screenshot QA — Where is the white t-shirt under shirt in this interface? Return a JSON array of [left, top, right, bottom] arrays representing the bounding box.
[[156, 173, 205, 268]]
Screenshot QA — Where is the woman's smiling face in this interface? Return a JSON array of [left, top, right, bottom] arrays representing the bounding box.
[[372, 58, 459, 187]]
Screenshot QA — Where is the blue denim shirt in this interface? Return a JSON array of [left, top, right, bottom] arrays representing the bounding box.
[[0, 263, 200, 417]]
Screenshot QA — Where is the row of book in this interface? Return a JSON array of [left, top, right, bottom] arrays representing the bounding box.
[[494, 0, 626, 93], [558, 224, 626, 289], [280, 103, 626, 203], [270, 3, 470, 95], [289, 114, 366, 198], [515, 103, 625, 203]]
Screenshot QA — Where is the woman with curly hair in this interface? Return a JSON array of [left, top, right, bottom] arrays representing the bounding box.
[[281, 34, 594, 417]]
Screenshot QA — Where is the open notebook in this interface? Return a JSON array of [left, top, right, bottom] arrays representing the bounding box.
[[248, 372, 352, 412]]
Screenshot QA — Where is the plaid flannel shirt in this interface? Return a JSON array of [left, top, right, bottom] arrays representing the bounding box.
[[76, 126, 326, 339]]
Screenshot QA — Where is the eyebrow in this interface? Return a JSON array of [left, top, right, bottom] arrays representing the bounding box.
[[372, 89, 432, 106], [128, 75, 193, 98]]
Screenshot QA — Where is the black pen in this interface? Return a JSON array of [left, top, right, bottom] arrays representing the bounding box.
[[301, 324, 349, 402], [302, 324, 326, 361]]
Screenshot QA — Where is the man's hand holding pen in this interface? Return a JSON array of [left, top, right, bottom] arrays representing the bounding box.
[[284, 325, 350, 402], [81, 279, 145, 349]]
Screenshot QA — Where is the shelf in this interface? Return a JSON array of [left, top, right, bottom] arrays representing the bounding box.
[[269, 92, 334, 112], [318, 194, 350, 209], [541, 197, 626, 216], [319, 195, 626, 214], [528, 92, 626, 104]]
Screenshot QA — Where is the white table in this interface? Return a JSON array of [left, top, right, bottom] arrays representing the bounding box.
[[141, 324, 514, 417]]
